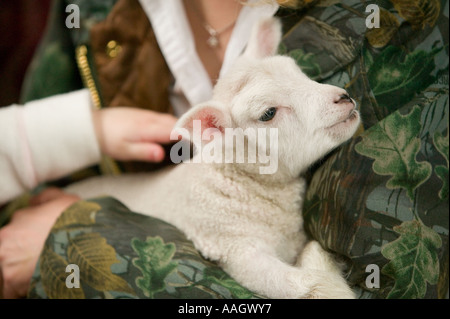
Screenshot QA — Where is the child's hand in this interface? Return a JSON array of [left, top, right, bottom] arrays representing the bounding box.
[[92, 108, 178, 162]]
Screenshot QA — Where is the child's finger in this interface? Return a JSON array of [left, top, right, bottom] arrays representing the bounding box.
[[137, 124, 179, 144], [126, 143, 166, 163]]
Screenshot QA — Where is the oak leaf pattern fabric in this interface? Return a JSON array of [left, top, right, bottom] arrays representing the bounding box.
[[28, 199, 263, 299], [300, 0, 448, 299]]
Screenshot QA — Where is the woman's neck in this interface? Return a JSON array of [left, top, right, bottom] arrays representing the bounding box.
[[183, 0, 243, 85]]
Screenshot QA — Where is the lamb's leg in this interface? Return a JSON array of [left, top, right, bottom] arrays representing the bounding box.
[[296, 240, 355, 298], [222, 241, 354, 299]]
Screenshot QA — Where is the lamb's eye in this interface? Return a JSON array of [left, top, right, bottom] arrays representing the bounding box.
[[259, 107, 277, 122]]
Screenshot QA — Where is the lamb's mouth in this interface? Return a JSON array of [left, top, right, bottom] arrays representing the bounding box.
[[328, 109, 359, 130], [342, 109, 359, 123]]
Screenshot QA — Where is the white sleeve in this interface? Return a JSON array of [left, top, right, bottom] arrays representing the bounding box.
[[0, 89, 101, 204]]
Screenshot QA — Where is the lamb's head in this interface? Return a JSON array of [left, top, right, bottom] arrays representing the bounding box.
[[174, 18, 360, 180]]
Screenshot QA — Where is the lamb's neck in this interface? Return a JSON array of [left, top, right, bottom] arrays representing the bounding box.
[[217, 162, 301, 186], [203, 163, 306, 213]]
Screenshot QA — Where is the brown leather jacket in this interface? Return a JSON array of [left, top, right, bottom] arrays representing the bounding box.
[[89, 0, 172, 114]]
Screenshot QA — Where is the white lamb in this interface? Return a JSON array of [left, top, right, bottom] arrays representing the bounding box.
[[66, 18, 360, 299]]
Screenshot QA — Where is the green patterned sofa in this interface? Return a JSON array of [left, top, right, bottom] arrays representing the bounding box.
[[4, 0, 449, 299]]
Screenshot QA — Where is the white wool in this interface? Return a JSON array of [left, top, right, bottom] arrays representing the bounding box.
[[66, 18, 360, 299]]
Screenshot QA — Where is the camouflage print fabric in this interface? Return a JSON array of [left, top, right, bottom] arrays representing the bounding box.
[[28, 198, 261, 299], [292, 0, 448, 298], [20, 0, 449, 299]]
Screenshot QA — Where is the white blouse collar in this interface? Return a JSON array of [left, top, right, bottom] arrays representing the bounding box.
[[138, 0, 278, 112]]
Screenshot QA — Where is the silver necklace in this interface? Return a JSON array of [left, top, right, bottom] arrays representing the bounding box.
[[203, 19, 236, 48]]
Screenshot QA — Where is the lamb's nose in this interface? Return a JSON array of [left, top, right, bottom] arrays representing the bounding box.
[[335, 93, 354, 104]]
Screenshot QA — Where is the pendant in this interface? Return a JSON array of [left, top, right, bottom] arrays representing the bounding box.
[[207, 35, 219, 48]]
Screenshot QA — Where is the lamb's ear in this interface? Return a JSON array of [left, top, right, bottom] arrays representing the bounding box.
[[243, 17, 282, 59], [173, 102, 232, 147]]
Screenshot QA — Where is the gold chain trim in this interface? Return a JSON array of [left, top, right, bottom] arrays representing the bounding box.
[[75, 44, 121, 175], [75, 45, 102, 110]]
